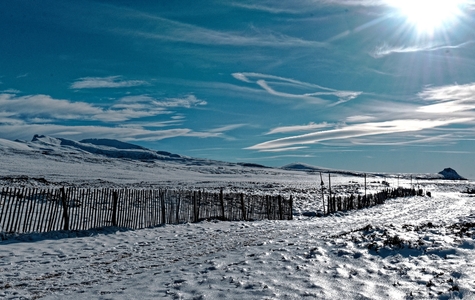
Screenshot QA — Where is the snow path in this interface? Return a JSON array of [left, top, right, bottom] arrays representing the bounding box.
[[2, 190, 474, 299]]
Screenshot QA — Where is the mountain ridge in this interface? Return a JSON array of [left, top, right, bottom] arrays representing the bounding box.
[[0, 135, 468, 180]]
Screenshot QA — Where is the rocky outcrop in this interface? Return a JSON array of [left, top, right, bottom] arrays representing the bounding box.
[[438, 168, 466, 180]]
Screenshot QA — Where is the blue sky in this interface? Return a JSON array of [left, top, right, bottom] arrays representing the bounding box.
[[1, 0, 475, 178]]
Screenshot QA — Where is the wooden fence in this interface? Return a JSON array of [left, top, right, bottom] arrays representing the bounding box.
[[0, 187, 293, 234], [325, 187, 425, 214]]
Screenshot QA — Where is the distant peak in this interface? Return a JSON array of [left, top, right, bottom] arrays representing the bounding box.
[[31, 135, 62, 146], [31, 134, 44, 141], [438, 168, 466, 180], [79, 138, 145, 150]]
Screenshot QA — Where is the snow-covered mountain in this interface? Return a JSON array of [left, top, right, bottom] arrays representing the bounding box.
[[0, 135, 305, 189], [0, 135, 467, 186], [438, 167, 467, 180], [282, 162, 467, 181], [30, 134, 194, 162]]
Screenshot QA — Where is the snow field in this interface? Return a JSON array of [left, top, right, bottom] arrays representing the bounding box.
[[1, 187, 474, 299], [1, 137, 474, 299]]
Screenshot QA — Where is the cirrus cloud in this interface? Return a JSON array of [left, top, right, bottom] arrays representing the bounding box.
[[232, 72, 362, 106], [71, 76, 149, 89], [417, 82, 475, 114], [248, 118, 472, 150]]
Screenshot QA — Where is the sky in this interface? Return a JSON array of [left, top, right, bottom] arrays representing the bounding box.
[[1, 0, 475, 178]]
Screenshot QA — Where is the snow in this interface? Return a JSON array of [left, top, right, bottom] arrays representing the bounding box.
[[1, 136, 474, 299], [0, 138, 32, 151]]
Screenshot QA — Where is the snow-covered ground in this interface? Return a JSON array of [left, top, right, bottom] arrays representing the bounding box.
[[1, 136, 475, 299]]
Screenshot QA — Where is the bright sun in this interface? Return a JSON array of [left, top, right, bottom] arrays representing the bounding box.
[[389, 0, 464, 33]]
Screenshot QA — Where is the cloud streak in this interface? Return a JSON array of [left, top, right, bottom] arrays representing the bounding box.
[[71, 76, 149, 89], [417, 83, 475, 114], [266, 122, 331, 135], [0, 123, 222, 143], [248, 118, 471, 150], [370, 41, 474, 58], [0, 91, 231, 143], [0, 93, 206, 123], [95, 5, 328, 48], [233, 72, 362, 105]]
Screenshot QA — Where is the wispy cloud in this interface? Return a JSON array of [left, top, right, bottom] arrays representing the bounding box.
[[127, 26, 326, 48], [230, 0, 388, 13], [418, 83, 475, 102], [417, 83, 475, 114], [346, 115, 376, 122], [258, 146, 309, 152], [114, 95, 206, 109], [71, 76, 149, 89], [0, 93, 207, 122], [209, 124, 248, 133], [370, 41, 474, 58], [232, 72, 362, 105], [266, 122, 331, 135], [0, 92, 232, 143], [0, 94, 102, 120], [248, 118, 471, 150], [1, 89, 21, 94], [229, 2, 303, 14], [0, 124, 222, 143]]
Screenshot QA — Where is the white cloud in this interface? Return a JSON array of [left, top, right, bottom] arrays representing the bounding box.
[[370, 41, 474, 58], [346, 115, 376, 122], [266, 122, 331, 135], [0, 93, 208, 123], [209, 124, 247, 133], [1, 89, 21, 94], [0, 124, 222, 143], [418, 83, 475, 102], [417, 83, 475, 114], [229, 3, 303, 14], [233, 72, 362, 105], [0, 93, 102, 120], [119, 14, 327, 48], [71, 76, 149, 89], [258, 146, 309, 152], [248, 118, 472, 150], [116, 95, 206, 108]]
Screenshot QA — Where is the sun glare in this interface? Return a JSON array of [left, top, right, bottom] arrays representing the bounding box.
[[389, 0, 464, 34]]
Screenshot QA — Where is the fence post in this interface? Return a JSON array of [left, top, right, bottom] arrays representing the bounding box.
[[319, 172, 325, 215], [364, 173, 367, 207], [60, 187, 69, 231], [112, 191, 118, 227], [289, 195, 293, 220], [240, 193, 246, 221], [220, 189, 225, 220], [192, 191, 197, 222], [161, 190, 166, 224], [329, 174, 332, 213], [278, 195, 283, 220]]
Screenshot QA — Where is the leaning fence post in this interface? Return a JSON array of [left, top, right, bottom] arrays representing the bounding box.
[[60, 187, 69, 231]]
